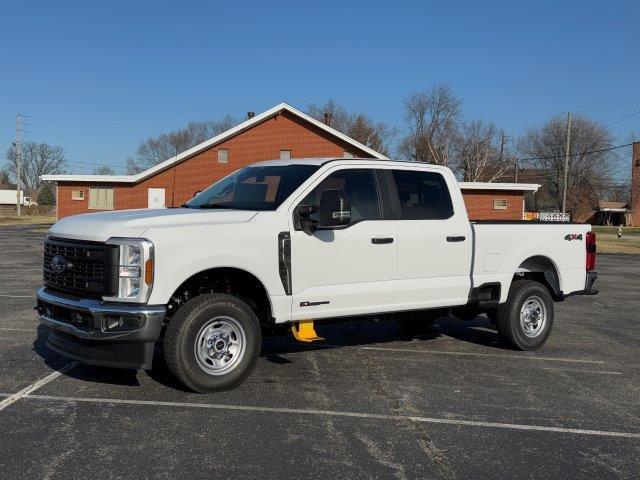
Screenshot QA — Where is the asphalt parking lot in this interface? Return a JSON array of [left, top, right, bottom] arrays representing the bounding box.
[[1, 223, 639, 479]]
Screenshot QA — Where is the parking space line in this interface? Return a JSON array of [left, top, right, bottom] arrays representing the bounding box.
[[360, 346, 607, 365], [0, 363, 76, 412], [23, 393, 640, 439], [539, 367, 623, 376], [0, 328, 38, 332], [0, 294, 35, 298]]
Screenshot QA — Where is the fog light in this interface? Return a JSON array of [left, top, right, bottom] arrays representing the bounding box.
[[104, 316, 123, 331]]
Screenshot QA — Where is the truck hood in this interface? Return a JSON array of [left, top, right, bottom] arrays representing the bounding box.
[[48, 208, 259, 242]]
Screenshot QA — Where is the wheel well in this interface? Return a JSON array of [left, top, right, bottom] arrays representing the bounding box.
[[166, 268, 273, 325], [513, 256, 562, 300]]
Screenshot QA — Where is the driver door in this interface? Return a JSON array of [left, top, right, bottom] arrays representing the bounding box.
[[289, 167, 397, 321]]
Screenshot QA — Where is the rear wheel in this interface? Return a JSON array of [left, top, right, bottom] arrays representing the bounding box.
[[164, 293, 261, 392], [496, 280, 554, 350]]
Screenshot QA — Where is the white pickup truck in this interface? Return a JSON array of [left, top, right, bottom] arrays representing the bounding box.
[[37, 158, 598, 391]]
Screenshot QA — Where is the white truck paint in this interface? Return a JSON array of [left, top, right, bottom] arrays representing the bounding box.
[[37, 158, 598, 392]]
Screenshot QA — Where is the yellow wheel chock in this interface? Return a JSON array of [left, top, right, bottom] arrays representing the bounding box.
[[291, 320, 323, 342]]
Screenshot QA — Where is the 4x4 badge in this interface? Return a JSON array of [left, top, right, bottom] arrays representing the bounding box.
[[564, 234, 583, 241]]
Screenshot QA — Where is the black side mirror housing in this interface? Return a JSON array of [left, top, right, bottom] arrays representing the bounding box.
[[296, 204, 319, 235], [193, 191, 202, 198], [319, 189, 351, 227]]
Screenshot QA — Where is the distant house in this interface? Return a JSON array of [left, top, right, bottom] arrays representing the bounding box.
[[589, 201, 633, 226], [42, 102, 539, 221]]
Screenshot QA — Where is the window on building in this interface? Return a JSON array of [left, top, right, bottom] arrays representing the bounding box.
[[392, 170, 453, 220], [88, 187, 114, 210], [71, 190, 84, 200], [302, 169, 382, 225], [493, 199, 508, 210], [343, 152, 354, 158], [280, 150, 291, 160], [218, 149, 229, 163], [636, 159, 640, 167]]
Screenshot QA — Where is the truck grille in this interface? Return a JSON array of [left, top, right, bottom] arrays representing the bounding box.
[[43, 238, 118, 296]]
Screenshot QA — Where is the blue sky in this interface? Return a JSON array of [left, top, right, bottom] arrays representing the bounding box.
[[0, 0, 638, 175]]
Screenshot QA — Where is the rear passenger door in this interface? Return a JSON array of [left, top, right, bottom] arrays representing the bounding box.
[[390, 168, 472, 309]]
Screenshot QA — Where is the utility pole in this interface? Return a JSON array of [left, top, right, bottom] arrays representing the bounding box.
[[15, 114, 22, 218], [562, 111, 572, 214]]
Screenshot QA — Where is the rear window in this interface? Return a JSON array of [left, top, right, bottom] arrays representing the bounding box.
[[392, 170, 454, 220]]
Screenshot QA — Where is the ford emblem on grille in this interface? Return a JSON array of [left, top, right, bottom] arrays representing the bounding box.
[[51, 255, 69, 274]]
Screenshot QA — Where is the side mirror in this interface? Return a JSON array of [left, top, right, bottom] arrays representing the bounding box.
[[319, 189, 351, 227], [193, 191, 202, 198], [296, 204, 319, 235]]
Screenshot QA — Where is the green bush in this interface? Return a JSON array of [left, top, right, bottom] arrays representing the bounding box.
[[37, 184, 56, 205]]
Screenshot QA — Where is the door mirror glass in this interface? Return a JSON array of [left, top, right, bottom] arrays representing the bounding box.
[[319, 189, 351, 227]]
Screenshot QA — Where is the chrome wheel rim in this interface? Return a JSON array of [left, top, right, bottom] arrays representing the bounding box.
[[519, 296, 546, 338], [194, 316, 246, 376]]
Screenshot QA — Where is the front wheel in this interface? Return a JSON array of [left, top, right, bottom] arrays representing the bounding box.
[[163, 293, 261, 392], [496, 280, 554, 350]]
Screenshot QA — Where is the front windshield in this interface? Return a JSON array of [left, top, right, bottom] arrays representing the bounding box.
[[185, 164, 320, 211]]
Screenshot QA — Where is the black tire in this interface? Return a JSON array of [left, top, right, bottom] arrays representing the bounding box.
[[496, 280, 554, 350], [163, 293, 261, 392], [394, 311, 437, 335]]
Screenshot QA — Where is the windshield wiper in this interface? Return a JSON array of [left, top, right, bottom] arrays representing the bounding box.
[[196, 204, 241, 209]]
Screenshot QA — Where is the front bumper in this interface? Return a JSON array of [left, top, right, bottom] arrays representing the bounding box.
[[36, 287, 166, 369]]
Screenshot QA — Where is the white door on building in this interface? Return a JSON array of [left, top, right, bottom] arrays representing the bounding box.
[[148, 188, 166, 208]]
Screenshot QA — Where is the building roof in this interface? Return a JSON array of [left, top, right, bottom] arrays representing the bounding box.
[[459, 182, 540, 193], [597, 201, 630, 212], [41, 103, 390, 184]]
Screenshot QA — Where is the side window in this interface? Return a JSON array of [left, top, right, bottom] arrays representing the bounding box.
[[392, 170, 453, 220], [303, 169, 381, 224]]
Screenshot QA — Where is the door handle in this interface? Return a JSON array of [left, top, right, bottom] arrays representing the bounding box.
[[446, 236, 466, 242], [371, 237, 394, 244]]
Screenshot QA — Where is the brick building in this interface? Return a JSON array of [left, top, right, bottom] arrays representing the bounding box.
[[631, 142, 640, 226], [43, 103, 538, 220]]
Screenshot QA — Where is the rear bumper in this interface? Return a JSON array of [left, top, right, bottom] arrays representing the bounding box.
[[561, 271, 598, 300], [36, 287, 165, 369], [584, 271, 598, 295]]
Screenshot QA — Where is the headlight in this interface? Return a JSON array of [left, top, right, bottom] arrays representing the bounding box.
[[104, 238, 154, 303]]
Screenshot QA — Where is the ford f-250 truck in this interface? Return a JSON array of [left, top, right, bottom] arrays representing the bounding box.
[[36, 158, 598, 392]]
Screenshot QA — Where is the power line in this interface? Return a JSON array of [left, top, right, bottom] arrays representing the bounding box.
[[574, 96, 640, 113], [602, 109, 640, 126], [518, 141, 634, 163]]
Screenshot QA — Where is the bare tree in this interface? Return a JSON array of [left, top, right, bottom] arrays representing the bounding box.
[[0, 167, 15, 189], [127, 116, 239, 173], [454, 120, 512, 182], [518, 114, 615, 218], [398, 84, 461, 165], [6, 142, 66, 193], [306, 100, 353, 133], [306, 101, 395, 156], [93, 166, 115, 175]]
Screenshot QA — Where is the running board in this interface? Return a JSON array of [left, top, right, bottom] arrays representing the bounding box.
[[291, 321, 323, 342]]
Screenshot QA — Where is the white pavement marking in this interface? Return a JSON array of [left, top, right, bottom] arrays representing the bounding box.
[[23, 394, 640, 440], [539, 367, 623, 376], [360, 346, 606, 365], [0, 363, 76, 412], [0, 294, 35, 298], [0, 328, 38, 332]]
